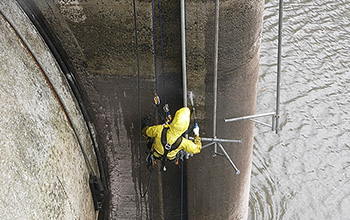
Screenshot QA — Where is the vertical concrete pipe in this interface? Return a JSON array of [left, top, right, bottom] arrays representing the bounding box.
[[0, 0, 100, 219], [185, 0, 264, 219], [10, 0, 265, 219]]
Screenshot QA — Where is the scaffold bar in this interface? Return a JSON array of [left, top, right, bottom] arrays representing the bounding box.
[[189, 137, 241, 144], [218, 143, 240, 174], [225, 112, 275, 122]]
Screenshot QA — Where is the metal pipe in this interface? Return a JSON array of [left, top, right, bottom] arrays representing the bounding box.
[[181, 0, 187, 108], [271, 114, 275, 131], [189, 91, 197, 124], [250, 119, 273, 128], [189, 137, 241, 144], [225, 112, 275, 122], [213, 0, 220, 155], [180, 3, 186, 219], [275, 0, 283, 134], [218, 143, 240, 174], [202, 142, 215, 149]]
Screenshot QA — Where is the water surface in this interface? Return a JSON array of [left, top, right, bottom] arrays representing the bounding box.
[[249, 0, 350, 219]]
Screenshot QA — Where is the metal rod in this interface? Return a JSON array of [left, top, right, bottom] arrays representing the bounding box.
[[218, 143, 240, 174], [189, 137, 241, 143], [188, 91, 197, 124], [189, 91, 194, 106], [213, 0, 220, 155], [275, 0, 283, 134], [180, 3, 186, 219], [202, 142, 215, 149], [181, 0, 187, 108], [249, 119, 273, 128], [225, 112, 275, 122]]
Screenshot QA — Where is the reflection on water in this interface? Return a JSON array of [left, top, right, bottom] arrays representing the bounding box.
[[249, 0, 350, 219]]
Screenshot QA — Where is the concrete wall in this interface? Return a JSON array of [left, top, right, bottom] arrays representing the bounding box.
[[186, 1, 264, 219], [8, 0, 264, 219], [0, 0, 99, 219], [25, 0, 182, 219]]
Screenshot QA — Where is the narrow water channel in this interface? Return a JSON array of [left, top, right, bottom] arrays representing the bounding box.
[[249, 0, 350, 219]]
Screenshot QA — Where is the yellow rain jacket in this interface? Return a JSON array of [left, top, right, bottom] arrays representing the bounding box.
[[143, 107, 201, 160]]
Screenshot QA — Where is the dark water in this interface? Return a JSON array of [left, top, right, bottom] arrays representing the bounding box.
[[249, 0, 350, 219]]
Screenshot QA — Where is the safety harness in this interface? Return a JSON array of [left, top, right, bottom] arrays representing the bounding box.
[[146, 127, 183, 171], [161, 127, 182, 159]]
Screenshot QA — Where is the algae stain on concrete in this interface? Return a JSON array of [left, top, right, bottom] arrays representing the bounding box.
[[103, 100, 141, 219], [58, 0, 87, 23]]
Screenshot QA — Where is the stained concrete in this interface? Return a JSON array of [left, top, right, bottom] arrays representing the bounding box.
[[0, 0, 99, 219], [186, 1, 264, 219], [6, 0, 264, 219]]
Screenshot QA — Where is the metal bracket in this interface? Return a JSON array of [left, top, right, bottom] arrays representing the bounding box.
[[189, 136, 241, 174], [186, 0, 242, 175]]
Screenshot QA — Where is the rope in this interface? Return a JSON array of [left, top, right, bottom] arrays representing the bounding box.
[[133, 0, 143, 197], [157, 1, 184, 218], [153, 0, 169, 123], [135, 0, 184, 218], [179, 0, 186, 218], [158, 0, 167, 104], [133, 1, 154, 219], [181, 159, 184, 220], [150, 171, 153, 220], [152, 0, 158, 95]]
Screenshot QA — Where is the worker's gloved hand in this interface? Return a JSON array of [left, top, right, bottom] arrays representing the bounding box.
[[193, 123, 199, 136], [185, 151, 193, 159]]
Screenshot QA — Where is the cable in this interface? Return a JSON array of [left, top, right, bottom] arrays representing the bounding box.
[[157, 3, 185, 217], [133, 0, 145, 203], [133, 1, 154, 219], [180, 1, 187, 218], [158, 0, 167, 104], [137, 0, 181, 218], [181, 159, 184, 220], [150, 170, 153, 220], [152, 0, 158, 95]]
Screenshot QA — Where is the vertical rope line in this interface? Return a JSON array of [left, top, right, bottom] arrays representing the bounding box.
[[150, 173, 153, 220], [132, 0, 145, 206], [181, 160, 184, 220], [133, 3, 154, 220], [158, 0, 167, 104], [150, 2, 156, 218], [152, 0, 158, 95], [180, 1, 187, 218]]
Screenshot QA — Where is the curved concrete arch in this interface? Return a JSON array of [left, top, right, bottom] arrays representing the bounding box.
[[0, 0, 100, 219]]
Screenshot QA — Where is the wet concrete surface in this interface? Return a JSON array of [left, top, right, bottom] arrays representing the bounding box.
[[0, 1, 99, 219], [186, 1, 263, 218], [13, 0, 264, 219], [81, 68, 186, 219]]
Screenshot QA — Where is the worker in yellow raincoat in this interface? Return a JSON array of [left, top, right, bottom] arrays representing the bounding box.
[[142, 107, 201, 170]]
